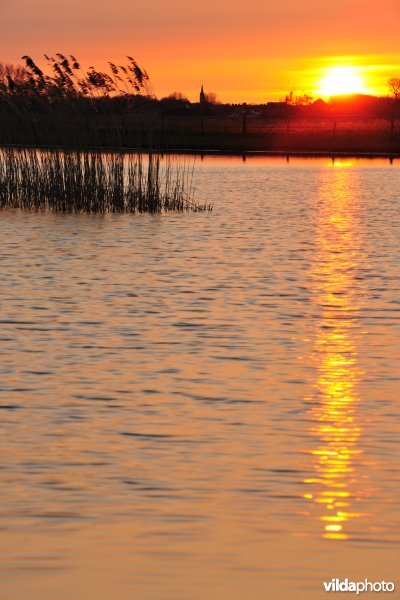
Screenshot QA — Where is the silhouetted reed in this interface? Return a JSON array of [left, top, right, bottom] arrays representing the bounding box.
[[0, 148, 211, 213], [1, 53, 153, 102], [0, 54, 160, 148]]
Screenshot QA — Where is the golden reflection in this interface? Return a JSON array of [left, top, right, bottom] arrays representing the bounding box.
[[330, 160, 354, 168], [304, 168, 365, 540]]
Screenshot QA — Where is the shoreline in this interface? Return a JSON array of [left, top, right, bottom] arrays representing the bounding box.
[[1, 143, 399, 159]]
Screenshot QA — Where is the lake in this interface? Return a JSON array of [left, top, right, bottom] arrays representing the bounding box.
[[0, 155, 399, 599]]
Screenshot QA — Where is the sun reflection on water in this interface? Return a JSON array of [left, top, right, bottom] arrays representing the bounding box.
[[304, 168, 367, 540]]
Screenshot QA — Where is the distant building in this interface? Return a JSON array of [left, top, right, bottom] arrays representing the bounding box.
[[200, 85, 206, 105]]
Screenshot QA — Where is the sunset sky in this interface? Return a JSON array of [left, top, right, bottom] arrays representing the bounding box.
[[2, 0, 399, 102]]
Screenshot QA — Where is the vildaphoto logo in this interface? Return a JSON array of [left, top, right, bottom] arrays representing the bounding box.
[[323, 579, 395, 594]]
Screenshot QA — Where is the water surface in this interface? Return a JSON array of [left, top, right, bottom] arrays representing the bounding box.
[[1, 156, 399, 599]]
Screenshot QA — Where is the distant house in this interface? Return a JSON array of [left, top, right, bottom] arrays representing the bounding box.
[[310, 98, 330, 114]]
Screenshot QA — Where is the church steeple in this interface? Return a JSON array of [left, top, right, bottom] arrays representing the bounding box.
[[200, 84, 206, 105]]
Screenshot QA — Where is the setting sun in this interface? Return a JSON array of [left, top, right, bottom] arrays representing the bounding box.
[[318, 66, 366, 98]]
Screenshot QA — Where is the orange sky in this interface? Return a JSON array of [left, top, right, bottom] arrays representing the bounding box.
[[2, 0, 399, 102]]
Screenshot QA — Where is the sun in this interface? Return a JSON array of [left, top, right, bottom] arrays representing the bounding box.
[[318, 66, 366, 98]]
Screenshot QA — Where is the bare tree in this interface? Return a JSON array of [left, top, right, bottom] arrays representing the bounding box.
[[205, 92, 219, 104], [388, 78, 400, 137], [388, 77, 400, 100], [165, 92, 189, 102], [295, 93, 314, 106]]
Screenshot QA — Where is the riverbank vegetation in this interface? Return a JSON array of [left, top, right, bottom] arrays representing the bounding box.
[[0, 147, 210, 213], [0, 54, 158, 148], [0, 55, 212, 213]]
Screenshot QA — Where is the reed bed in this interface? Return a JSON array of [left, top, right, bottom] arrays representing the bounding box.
[[0, 54, 160, 148], [0, 54, 212, 213], [0, 148, 211, 213]]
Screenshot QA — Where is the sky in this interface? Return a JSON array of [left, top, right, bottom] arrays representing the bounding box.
[[1, 0, 400, 102]]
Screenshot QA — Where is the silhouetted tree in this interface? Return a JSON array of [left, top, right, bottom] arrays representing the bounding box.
[[160, 92, 190, 115], [388, 77, 400, 137], [284, 91, 294, 105], [164, 92, 190, 102], [295, 93, 314, 106], [204, 92, 219, 104], [388, 77, 400, 101]]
